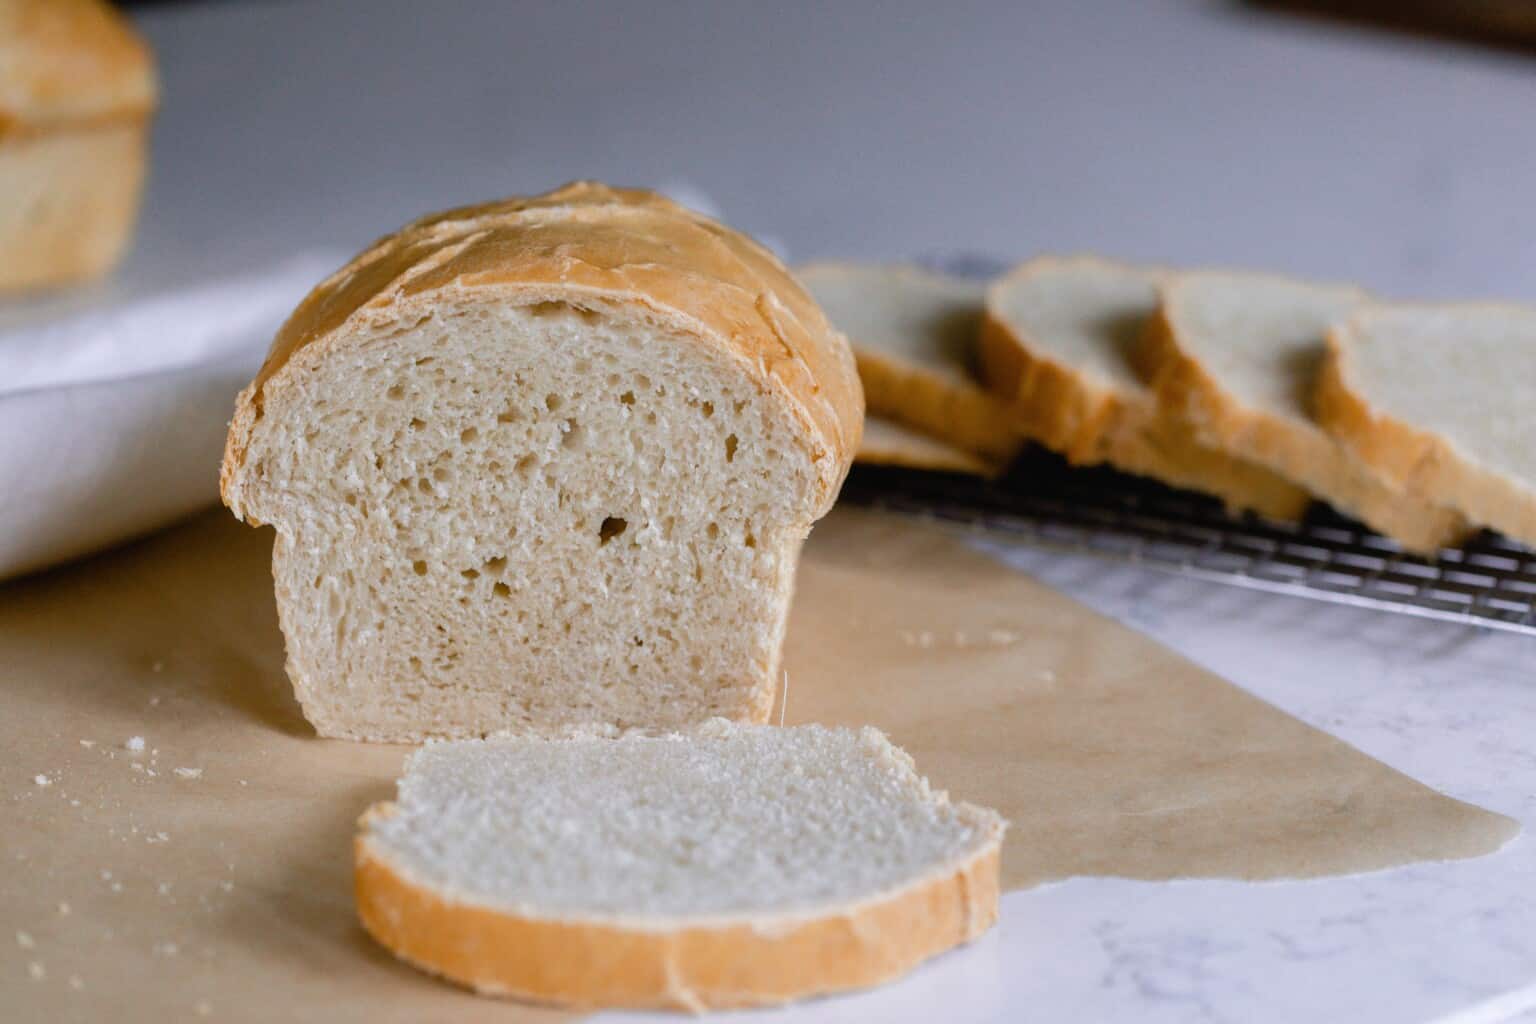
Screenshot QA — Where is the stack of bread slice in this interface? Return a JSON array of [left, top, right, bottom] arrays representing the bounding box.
[[812, 255, 1531, 556]]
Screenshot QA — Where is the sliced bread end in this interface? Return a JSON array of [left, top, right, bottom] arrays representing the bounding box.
[[354, 724, 1005, 1010]]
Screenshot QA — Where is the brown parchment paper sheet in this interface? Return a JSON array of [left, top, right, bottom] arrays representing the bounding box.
[[2, 506, 1516, 1020]]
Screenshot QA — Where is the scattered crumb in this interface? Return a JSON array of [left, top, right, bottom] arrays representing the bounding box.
[[78, 740, 95, 749], [16, 930, 35, 949], [988, 629, 1018, 645], [151, 661, 164, 673], [110, 882, 123, 893], [195, 1001, 212, 1016], [238, 780, 248, 787], [157, 882, 173, 895], [174, 767, 203, 780], [33, 774, 50, 787], [915, 630, 935, 649], [218, 881, 234, 893], [953, 631, 971, 647], [125, 737, 145, 753], [57, 903, 70, 916], [70, 799, 80, 807], [27, 961, 45, 981], [149, 696, 161, 707], [148, 832, 170, 844], [1039, 668, 1057, 683], [100, 870, 112, 881], [153, 941, 179, 957], [130, 763, 145, 774], [147, 770, 157, 777], [68, 975, 84, 991]]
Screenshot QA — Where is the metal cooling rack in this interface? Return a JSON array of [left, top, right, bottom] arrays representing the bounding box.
[[841, 448, 1536, 636]]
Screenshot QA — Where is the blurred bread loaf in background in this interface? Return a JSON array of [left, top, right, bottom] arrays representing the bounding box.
[[0, 0, 156, 293]]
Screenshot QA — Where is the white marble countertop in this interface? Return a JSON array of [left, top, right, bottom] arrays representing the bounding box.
[[55, 1, 1536, 1019]]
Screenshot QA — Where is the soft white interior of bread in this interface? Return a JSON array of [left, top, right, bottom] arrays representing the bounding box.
[[234, 298, 817, 740], [1166, 272, 1364, 427], [988, 259, 1159, 391], [1336, 306, 1536, 484], [800, 265, 985, 385], [365, 722, 1000, 921]]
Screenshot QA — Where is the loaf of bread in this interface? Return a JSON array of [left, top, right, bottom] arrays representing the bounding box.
[[355, 721, 1005, 1010], [1143, 271, 1468, 553], [1318, 304, 1536, 548], [0, 0, 156, 292], [981, 256, 1310, 519], [221, 182, 862, 741], [800, 263, 1020, 463]]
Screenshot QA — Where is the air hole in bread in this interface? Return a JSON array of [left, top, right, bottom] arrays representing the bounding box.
[[619, 390, 636, 406], [545, 394, 562, 412], [493, 582, 511, 599], [725, 434, 739, 462], [562, 421, 584, 450], [484, 556, 507, 575], [701, 401, 714, 418], [412, 560, 428, 577], [409, 417, 426, 430], [460, 427, 479, 443], [386, 385, 405, 401], [598, 517, 628, 546], [461, 568, 479, 581], [496, 408, 518, 425]]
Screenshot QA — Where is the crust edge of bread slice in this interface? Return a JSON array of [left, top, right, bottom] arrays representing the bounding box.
[[1317, 310, 1536, 548], [1140, 288, 1469, 554], [354, 801, 1003, 1011], [798, 262, 1021, 463], [979, 256, 1312, 521]]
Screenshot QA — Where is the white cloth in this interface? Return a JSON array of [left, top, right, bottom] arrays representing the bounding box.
[[0, 252, 344, 579]]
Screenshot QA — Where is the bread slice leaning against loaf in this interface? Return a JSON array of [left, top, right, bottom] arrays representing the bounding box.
[[980, 256, 1310, 519], [0, 0, 158, 291], [858, 417, 1000, 477], [799, 263, 1021, 463], [221, 182, 863, 742], [355, 721, 1006, 1011], [1317, 304, 1536, 548], [1142, 271, 1468, 553]]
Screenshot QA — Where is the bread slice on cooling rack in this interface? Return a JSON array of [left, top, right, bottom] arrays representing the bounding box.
[[1317, 303, 1536, 549], [1142, 270, 1468, 553], [355, 721, 1005, 1010], [980, 256, 1309, 520], [857, 417, 999, 476], [799, 263, 1021, 464], [221, 182, 863, 741]]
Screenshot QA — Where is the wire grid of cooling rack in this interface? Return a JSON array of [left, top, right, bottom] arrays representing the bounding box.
[[841, 449, 1536, 636]]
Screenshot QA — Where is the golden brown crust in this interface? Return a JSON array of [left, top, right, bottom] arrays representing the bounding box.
[[854, 348, 1020, 463], [0, 0, 158, 135], [354, 816, 1002, 1011], [980, 264, 1311, 520], [1143, 298, 1469, 553], [1317, 323, 1536, 548], [0, 118, 149, 292], [222, 182, 862, 520]]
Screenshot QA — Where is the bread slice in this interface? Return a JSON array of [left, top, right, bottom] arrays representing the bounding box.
[[799, 263, 1021, 463], [1143, 271, 1469, 553], [220, 182, 863, 741], [980, 256, 1310, 519], [1318, 304, 1536, 548], [354, 721, 1005, 1010], [857, 417, 999, 477], [0, 0, 157, 291]]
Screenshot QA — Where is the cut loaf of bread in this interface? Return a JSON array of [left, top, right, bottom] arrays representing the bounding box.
[[0, 0, 157, 291], [1143, 271, 1468, 553], [355, 721, 1005, 1010], [221, 182, 863, 741], [857, 417, 999, 476], [800, 263, 1021, 463], [980, 256, 1310, 519], [1318, 304, 1536, 548]]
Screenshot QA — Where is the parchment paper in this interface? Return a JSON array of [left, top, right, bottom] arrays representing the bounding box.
[[2, 506, 1516, 1020]]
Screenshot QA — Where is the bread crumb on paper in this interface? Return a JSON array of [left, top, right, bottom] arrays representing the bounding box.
[[78, 740, 95, 749], [68, 975, 84, 991], [27, 961, 45, 981], [16, 930, 34, 949], [125, 736, 145, 753], [33, 774, 50, 786], [57, 902, 70, 916], [174, 767, 202, 780]]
